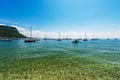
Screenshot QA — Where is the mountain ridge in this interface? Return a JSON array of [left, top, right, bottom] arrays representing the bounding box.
[[0, 25, 26, 38]]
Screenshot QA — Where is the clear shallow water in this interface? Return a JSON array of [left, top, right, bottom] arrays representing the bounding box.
[[0, 39, 120, 80], [0, 39, 120, 65]]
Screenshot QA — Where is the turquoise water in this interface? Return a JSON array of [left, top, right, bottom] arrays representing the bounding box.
[[0, 39, 120, 65], [0, 39, 120, 79]]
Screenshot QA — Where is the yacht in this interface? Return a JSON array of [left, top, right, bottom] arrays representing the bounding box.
[[83, 32, 88, 41], [24, 27, 36, 42], [56, 33, 62, 41], [72, 39, 79, 43]]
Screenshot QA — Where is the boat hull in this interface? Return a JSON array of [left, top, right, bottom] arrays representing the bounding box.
[[24, 38, 36, 42], [24, 40, 36, 42], [72, 39, 79, 43]]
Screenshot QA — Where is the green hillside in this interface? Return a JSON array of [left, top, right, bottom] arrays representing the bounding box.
[[0, 25, 26, 38]]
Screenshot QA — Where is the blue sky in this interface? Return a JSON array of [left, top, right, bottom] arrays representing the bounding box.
[[0, 0, 120, 32]]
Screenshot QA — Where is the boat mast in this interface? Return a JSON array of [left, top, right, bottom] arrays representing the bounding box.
[[45, 35, 47, 38], [37, 33, 38, 38], [59, 33, 61, 39], [85, 32, 87, 39], [93, 34, 94, 39], [30, 27, 32, 38]]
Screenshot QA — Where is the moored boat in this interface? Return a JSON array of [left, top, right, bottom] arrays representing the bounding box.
[[24, 27, 36, 42], [24, 38, 36, 42], [56, 33, 62, 41], [72, 39, 79, 43], [83, 32, 88, 41]]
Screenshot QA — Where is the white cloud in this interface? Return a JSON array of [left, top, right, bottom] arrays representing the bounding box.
[[12, 25, 120, 39], [12, 25, 28, 36], [0, 24, 5, 26]]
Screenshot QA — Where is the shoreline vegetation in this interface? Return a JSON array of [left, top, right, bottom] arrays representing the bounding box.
[[0, 25, 26, 38]]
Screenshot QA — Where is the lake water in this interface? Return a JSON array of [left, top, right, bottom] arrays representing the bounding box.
[[0, 39, 120, 64], [0, 39, 120, 79]]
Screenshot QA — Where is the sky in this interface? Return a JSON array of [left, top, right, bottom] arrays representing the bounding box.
[[0, 0, 120, 38]]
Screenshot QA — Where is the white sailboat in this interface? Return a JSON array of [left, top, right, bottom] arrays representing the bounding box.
[[83, 32, 88, 41], [44, 35, 48, 40], [91, 34, 95, 40], [56, 33, 62, 41]]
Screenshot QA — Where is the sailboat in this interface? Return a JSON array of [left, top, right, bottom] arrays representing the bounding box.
[[64, 35, 71, 40], [24, 27, 36, 42], [83, 32, 88, 41], [115, 38, 118, 40], [107, 38, 110, 40], [91, 34, 95, 40], [78, 35, 82, 40], [107, 35, 110, 40], [35, 33, 40, 41], [44, 35, 48, 40], [56, 33, 62, 41]]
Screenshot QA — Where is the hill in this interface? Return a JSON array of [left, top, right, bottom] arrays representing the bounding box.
[[0, 25, 26, 38]]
